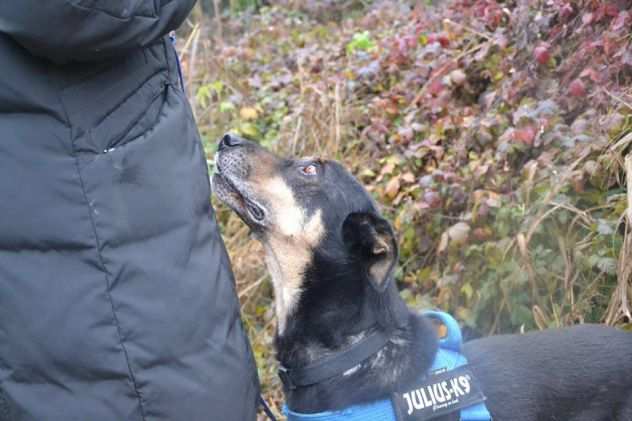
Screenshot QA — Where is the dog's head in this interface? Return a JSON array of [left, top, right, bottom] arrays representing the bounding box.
[[213, 134, 399, 334]]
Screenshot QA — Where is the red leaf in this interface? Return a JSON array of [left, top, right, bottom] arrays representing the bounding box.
[[603, 36, 618, 56], [533, 43, 551, 65], [559, 3, 574, 20], [438, 32, 450, 48], [580, 67, 601, 83], [427, 33, 448, 47], [427, 78, 444, 96], [484, 4, 503, 28], [593, 5, 606, 23], [604, 4, 619, 18], [568, 79, 586, 97], [513, 126, 536, 145]]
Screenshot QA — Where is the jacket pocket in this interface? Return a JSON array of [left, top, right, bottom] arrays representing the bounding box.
[[61, 67, 170, 155], [58, 43, 172, 156], [91, 72, 170, 154]]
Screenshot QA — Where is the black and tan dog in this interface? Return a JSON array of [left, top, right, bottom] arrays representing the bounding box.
[[213, 133, 632, 421]]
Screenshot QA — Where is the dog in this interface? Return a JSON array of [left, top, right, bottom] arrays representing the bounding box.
[[212, 133, 632, 420]]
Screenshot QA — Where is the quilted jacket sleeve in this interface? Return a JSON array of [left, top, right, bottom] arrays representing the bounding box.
[[0, 0, 196, 63]]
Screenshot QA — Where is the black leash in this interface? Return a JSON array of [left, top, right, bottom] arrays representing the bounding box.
[[259, 394, 278, 421]]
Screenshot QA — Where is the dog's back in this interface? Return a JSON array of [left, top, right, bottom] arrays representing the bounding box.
[[463, 324, 632, 421]]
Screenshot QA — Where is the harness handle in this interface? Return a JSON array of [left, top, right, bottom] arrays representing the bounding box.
[[422, 310, 463, 353]]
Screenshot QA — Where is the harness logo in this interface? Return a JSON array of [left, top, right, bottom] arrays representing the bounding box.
[[402, 373, 471, 414], [391, 365, 486, 421]]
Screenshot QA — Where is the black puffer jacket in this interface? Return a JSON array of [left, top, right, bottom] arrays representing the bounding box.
[[0, 2, 259, 420]]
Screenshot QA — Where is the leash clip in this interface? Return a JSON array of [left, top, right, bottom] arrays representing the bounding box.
[[278, 366, 296, 390]]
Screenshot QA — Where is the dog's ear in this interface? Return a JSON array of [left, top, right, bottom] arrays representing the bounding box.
[[342, 212, 398, 292]]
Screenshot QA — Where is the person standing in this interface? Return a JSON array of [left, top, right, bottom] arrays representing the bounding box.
[[0, 2, 259, 420]]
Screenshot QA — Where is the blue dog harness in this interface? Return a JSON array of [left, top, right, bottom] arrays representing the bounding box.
[[284, 311, 492, 421]]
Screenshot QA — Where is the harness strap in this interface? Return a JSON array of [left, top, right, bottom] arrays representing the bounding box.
[[284, 347, 492, 421], [283, 311, 493, 421], [279, 294, 410, 390], [279, 328, 392, 390]]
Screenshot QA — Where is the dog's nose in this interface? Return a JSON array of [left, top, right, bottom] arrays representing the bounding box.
[[218, 133, 243, 150]]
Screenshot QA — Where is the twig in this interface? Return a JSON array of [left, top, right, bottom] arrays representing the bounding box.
[[238, 275, 267, 299], [290, 115, 303, 156], [604, 155, 632, 325], [524, 204, 563, 245], [610, 131, 632, 154], [334, 82, 342, 157], [627, 155, 632, 226], [517, 232, 538, 299], [181, 23, 200, 54], [487, 296, 506, 335], [213, 0, 224, 46], [532, 305, 548, 330], [188, 25, 201, 112], [550, 201, 593, 226], [603, 87, 632, 110], [524, 152, 589, 245], [443, 18, 494, 42]]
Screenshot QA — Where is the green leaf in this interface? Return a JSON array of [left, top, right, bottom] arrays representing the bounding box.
[[219, 101, 236, 113], [461, 282, 474, 300], [209, 80, 225, 95], [346, 31, 376, 54], [239, 122, 260, 138]]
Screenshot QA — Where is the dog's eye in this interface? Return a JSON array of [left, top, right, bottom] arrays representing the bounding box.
[[300, 164, 318, 176]]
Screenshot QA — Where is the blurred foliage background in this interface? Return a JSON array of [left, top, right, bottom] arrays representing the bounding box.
[[176, 0, 632, 418]]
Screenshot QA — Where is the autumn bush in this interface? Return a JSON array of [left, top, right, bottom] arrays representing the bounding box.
[[177, 0, 632, 417]]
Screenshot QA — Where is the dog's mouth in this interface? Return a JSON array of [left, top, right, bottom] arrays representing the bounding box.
[[212, 168, 267, 228]]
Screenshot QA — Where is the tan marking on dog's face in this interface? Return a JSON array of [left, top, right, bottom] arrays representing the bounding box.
[[258, 176, 305, 237], [263, 208, 324, 334]]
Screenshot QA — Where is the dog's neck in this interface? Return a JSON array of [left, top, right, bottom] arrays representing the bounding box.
[[262, 238, 307, 334], [260, 211, 325, 335], [269, 250, 439, 413]]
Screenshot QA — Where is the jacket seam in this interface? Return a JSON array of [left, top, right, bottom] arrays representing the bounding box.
[[72, 158, 148, 421], [53, 67, 147, 420]]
